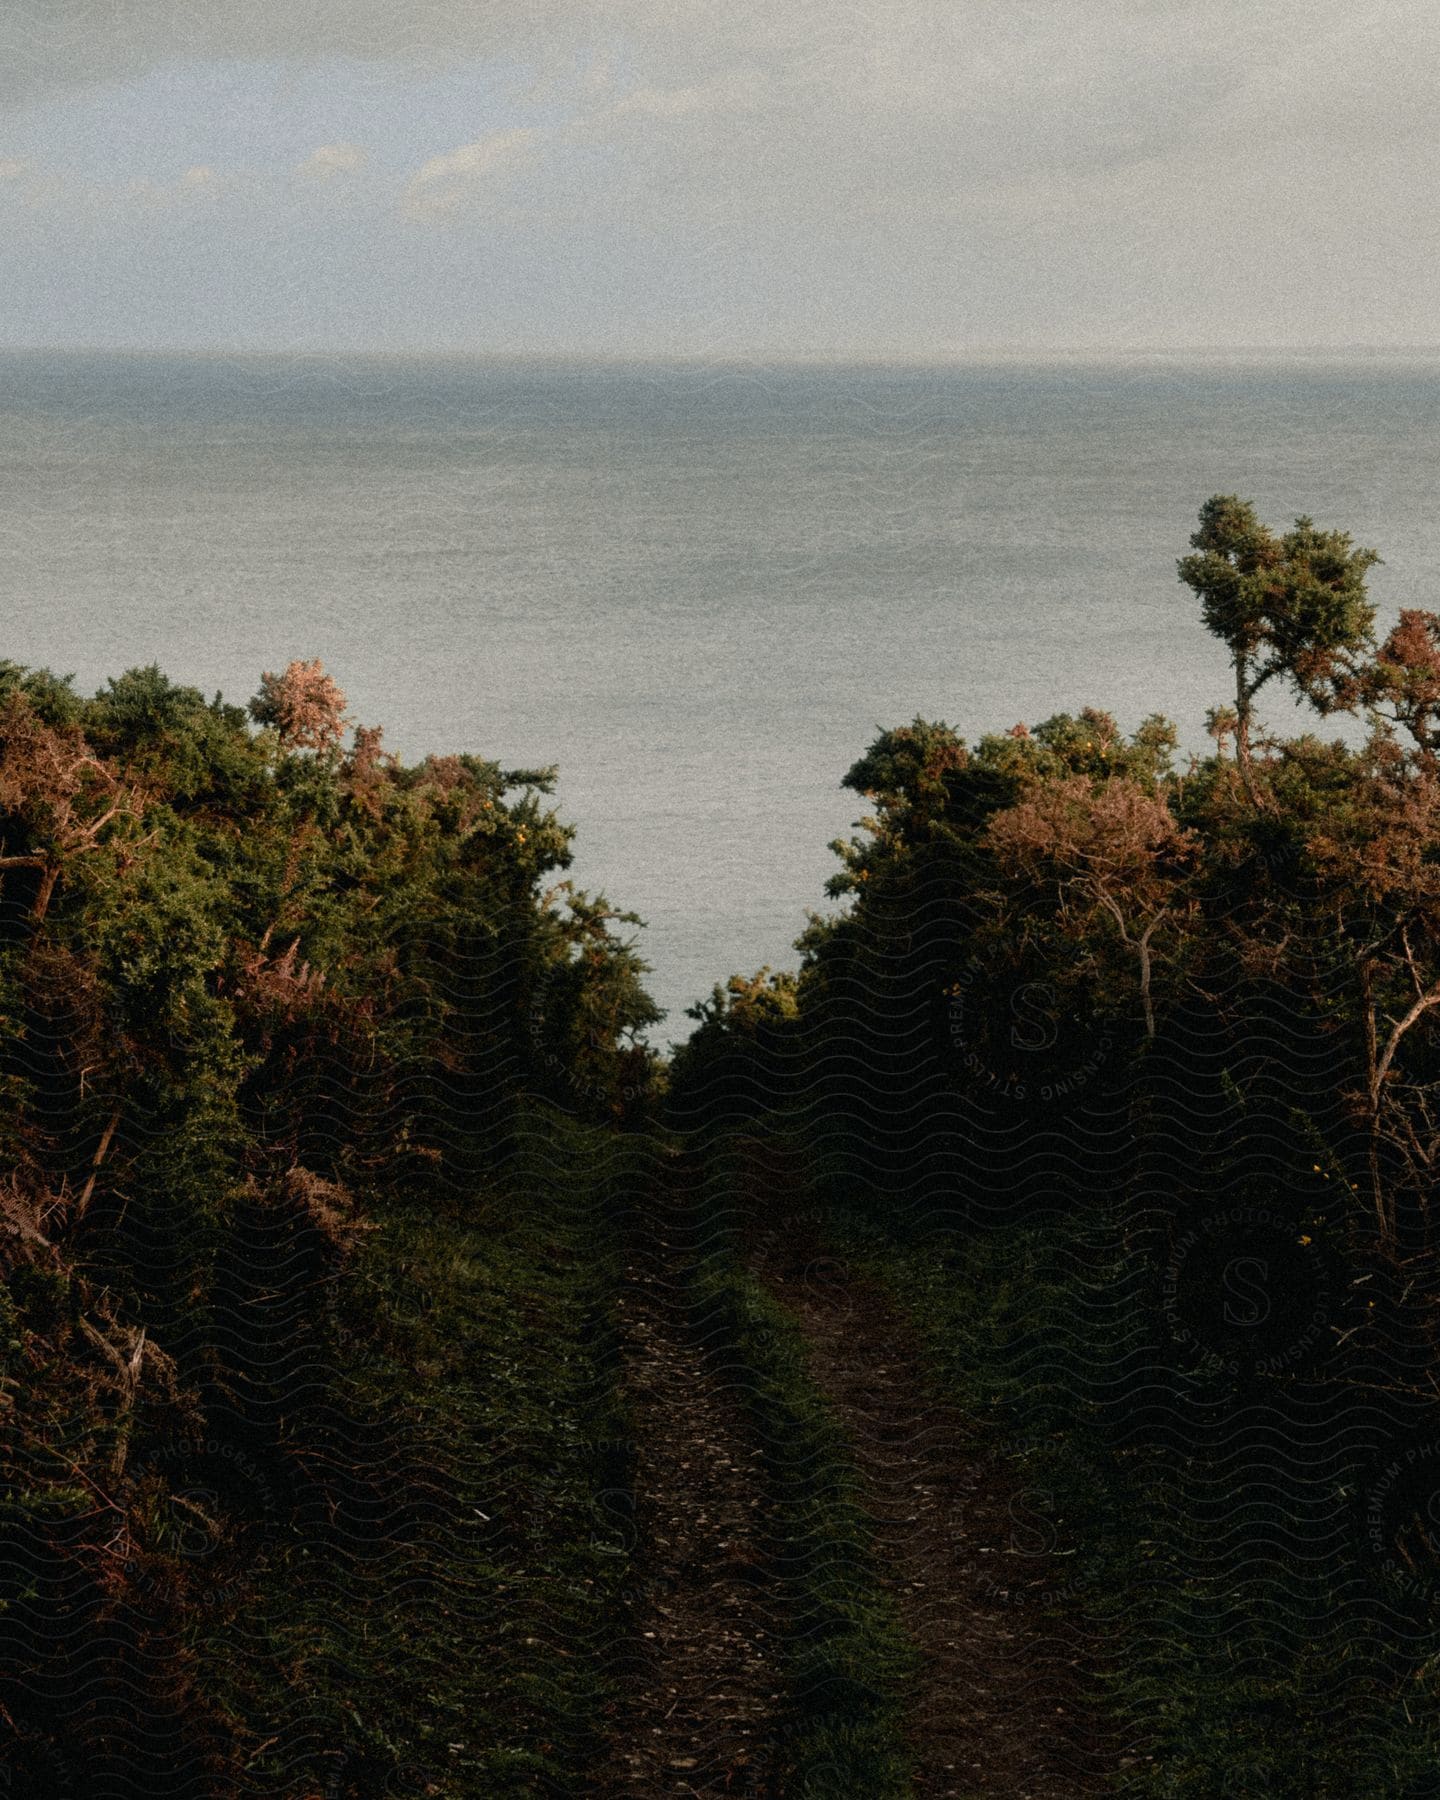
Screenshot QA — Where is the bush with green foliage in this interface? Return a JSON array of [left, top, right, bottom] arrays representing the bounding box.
[[0, 658, 662, 1795], [670, 496, 1440, 1793]]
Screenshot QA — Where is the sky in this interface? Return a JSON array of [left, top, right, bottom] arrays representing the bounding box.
[[0, 1, 1435, 357]]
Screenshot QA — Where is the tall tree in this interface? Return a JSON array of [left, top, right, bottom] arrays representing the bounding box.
[[1178, 495, 1379, 804]]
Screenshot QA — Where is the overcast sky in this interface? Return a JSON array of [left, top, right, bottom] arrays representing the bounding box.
[[0, 1, 1434, 357]]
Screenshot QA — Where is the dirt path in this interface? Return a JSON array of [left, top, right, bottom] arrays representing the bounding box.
[[750, 1234, 1121, 1799], [592, 1167, 786, 1797], [592, 1145, 1125, 1796]]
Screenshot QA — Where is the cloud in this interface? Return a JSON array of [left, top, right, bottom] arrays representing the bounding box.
[[3, 0, 1438, 353], [6, 1, 1433, 194], [0, 159, 234, 219], [603, 66, 765, 123], [0, 1, 603, 104], [403, 127, 542, 218], [0, 1, 1302, 117], [109, 164, 233, 211], [297, 141, 367, 180]]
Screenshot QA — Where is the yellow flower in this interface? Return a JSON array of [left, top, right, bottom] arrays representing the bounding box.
[[1298, 1235, 1312, 1246]]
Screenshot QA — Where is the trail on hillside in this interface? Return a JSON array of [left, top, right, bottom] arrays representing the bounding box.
[[749, 1232, 1121, 1799], [592, 1161, 786, 1797], [593, 1148, 1127, 1796]]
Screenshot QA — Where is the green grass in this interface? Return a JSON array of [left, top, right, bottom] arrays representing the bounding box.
[[691, 1253, 917, 1798], [830, 1204, 1440, 1799], [199, 1106, 644, 1798]]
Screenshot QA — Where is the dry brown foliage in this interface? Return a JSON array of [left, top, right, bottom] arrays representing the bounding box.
[[422, 753, 465, 790], [986, 774, 1197, 898], [1, 1170, 190, 1481], [275, 1165, 373, 1255], [0, 696, 142, 919], [1300, 753, 1440, 1236], [249, 658, 348, 753], [1309, 762, 1440, 913], [345, 721, 392, 819], [986, 776, 1200, 1040], [1352, 609, 1440, 761], [418, 752, 497, 834], [232, 932, 328, 1021], [0, 1169, 60, 1252]]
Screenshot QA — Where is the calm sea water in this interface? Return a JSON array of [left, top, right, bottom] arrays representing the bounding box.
[[3, 350, 1439, 1033]]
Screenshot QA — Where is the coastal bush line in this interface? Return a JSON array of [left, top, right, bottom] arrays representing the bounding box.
[[0, 660, 659, 1795], [6, 493, 1440, 1793], [671, 496, 1440, 1793]]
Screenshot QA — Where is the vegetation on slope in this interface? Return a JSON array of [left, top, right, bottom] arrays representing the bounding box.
[[9, 491, 1440, 1796], [0, 658, 659, 1796], [671, 496, 1440, 1794]]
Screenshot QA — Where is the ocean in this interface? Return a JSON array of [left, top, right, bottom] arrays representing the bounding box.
[[3, 349, 1439, 1033]]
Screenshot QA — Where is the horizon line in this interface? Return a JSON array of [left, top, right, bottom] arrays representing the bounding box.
[[8, 340, 1440, 368]]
